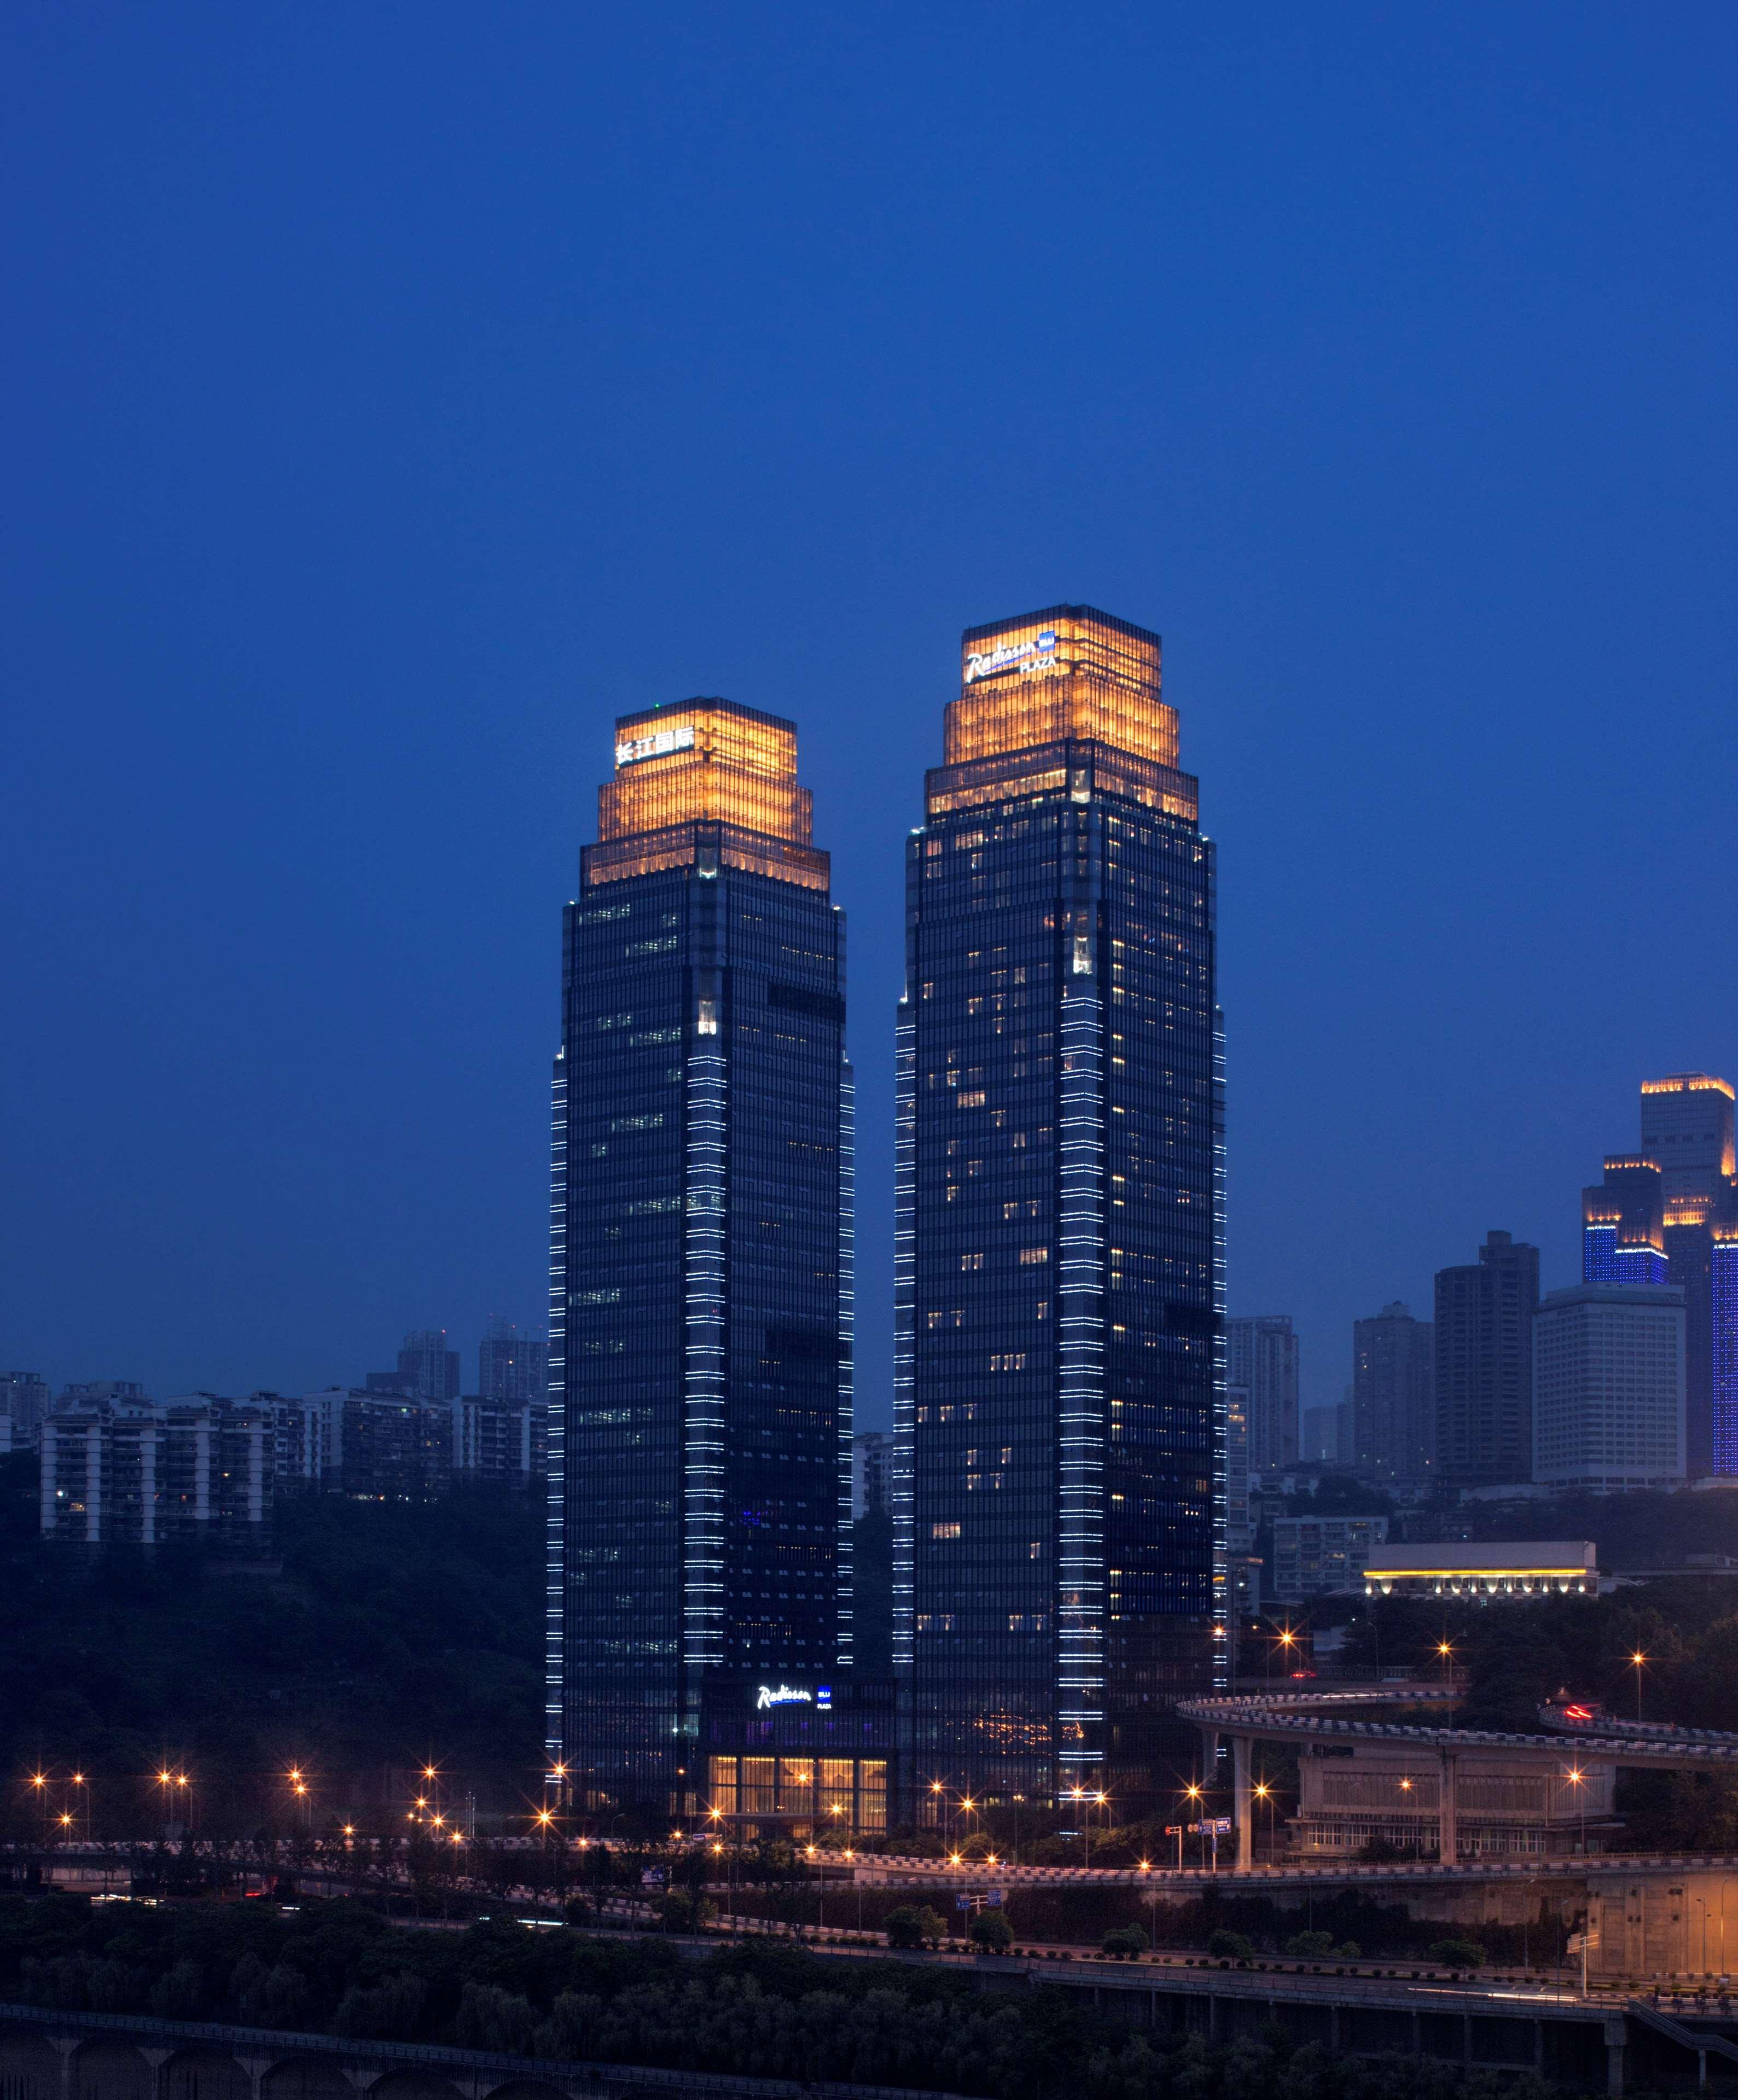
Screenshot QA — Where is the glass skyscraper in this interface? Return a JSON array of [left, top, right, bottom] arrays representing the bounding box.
[[893, 606, 1225, 1821], [548, 700, 853, 1813], [1432, 1230, 1539, 1488], [1583, 1076, 1738, 1478]]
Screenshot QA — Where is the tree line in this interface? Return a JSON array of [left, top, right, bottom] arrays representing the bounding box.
[[0, 1894, 1569, 2100]]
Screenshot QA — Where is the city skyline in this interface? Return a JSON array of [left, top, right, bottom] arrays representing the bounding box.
[[9, 14, 1738, 2057], [3, 10, 1734, 1426]]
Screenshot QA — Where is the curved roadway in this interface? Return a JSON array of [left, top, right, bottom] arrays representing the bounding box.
[[1177, 1686, 1738, 1772], [1176, 1681, 1738, 1868]]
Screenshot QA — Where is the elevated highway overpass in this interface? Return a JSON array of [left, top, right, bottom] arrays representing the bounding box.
[[1177, 1684, 1738, 1866]]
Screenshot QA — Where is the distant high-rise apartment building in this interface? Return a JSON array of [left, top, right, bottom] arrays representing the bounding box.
[[0, 1372, 50, 1444], [1300, 1400, 1352, 1467], [277, 1389, 452, 1502], [896, 605, 1223, 1822], [1533, 1283, 1686, 1493], [40, 1395, 274, 1546], [1351, 1301, 1434, 1483], [1433, 1231, 1540, 1487], [452, 1395, 545, 1488], [57, 1380, 148, 1412], [1226, 1316, 1299, 1473], [1583, 1077, 1738, 1479], [370, 1330, 460, 1404], [853, 1429, 892, 1520], [549, 699, 853, 1814], [1270, 1514, 1387, 1603], [479, 1318, 547, 1405]]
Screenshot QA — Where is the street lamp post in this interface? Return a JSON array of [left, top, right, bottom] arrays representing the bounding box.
[[534, 1807, 557, 1921], [1563, 1767, 1586, 1855], [1067, 1785, 1086, 1868], [1630, 1650, 1647, 1722], [1184, 1783, 1204, 1870]]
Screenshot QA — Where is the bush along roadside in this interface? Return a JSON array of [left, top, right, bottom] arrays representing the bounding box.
[[0, 1894, 1571, 2100]]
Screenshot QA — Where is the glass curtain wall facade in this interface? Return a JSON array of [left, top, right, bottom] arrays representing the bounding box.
[[894, 607, 1224, 1823], [549, 701, 853, 1813], [1578, 1079, 1738, 1479], [1432, 1231, 1539, 1488]]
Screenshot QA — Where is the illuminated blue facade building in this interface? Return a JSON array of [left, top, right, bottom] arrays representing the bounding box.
[[1582, 1079, 1738, 1479], [1582, 1157, 1670, 1287], [1713, 1230, 1738, 1477], [548, 701, 853, 1813], [893, 606, 1225, 1823]]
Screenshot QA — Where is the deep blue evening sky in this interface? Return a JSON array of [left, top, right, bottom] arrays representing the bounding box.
[[3, 5, 1734, 1418]]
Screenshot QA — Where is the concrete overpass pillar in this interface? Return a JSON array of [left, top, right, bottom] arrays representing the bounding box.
[[1439, 1752, 1458, 1864], [235, 2057, 276, 2100], [48, 2036, 78, 2100], [1604, 2015, 1627, 2096], [1232, 1735, 1253, 1864]]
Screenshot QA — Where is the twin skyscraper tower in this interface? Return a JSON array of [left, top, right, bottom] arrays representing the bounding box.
[[548, 607, 1224, 1834]]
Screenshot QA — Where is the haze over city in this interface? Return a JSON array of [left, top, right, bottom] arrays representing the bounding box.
[[4, 6, 1733, 1417]]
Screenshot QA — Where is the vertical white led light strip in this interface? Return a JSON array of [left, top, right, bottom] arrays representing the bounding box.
[[545, 1051, 569, 1760], [891, 1002, 917, 1671], [1211, 1002, 1230, 1691], [683, 1037, 729, 1671], [836, 1049, 856, 1668], [1056, 959, 1106, 1778]]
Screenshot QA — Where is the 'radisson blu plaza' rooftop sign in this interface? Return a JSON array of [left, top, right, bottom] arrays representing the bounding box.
[[963, 630, 1057, 684], [615, 722, 696, 766], [755, 1682, 832, 1710]]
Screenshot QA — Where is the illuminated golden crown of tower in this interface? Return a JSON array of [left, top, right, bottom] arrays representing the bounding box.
[[584, 699, 827, 890], [944, 606, 1177, 767], [926, 604, 1198, 824]]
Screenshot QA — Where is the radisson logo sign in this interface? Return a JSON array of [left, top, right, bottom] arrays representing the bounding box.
[[615, 723, 696, 766], [963, 630, 1058, 684], [755, 1682, 832, 1710]]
